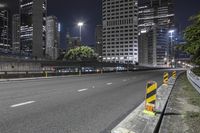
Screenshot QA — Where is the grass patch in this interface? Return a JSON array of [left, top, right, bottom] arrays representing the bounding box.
[[185, 111, 200, 133], [186, 112, 200, 119], [179, 73, 200, 132], [179, 73, 200, 107], [192, 67, 200, 76], [190, 97, 200, 107]]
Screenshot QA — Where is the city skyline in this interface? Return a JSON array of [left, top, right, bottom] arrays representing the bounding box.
[[2, 0, 200, 48], [0, 1, 199, 132]]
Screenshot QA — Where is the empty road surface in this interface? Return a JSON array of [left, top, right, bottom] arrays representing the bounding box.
[[0, 70, 172, 133]]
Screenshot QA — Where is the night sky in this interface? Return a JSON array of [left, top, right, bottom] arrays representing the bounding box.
[[1, 0, 200, 48]]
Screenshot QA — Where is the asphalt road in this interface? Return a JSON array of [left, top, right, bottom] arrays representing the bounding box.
[[0, 70, 171, 133]]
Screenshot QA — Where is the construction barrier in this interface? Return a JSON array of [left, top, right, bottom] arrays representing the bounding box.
[[163, 72, 169, 85], [172, 71, 176, 79], [144, 81, 157, 115], [43, 71, 48, 77]]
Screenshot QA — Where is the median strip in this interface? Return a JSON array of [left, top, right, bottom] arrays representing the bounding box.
[[10, 101, 35, 108]]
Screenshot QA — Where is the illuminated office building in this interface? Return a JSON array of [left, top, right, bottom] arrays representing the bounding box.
[[138, 0, 174, 66], [12, 14, 20, 52], [46, 16, 60, 60], [102, 0, 139, 64], [0, 9, 9, 50], [20, 0, 47, 58]]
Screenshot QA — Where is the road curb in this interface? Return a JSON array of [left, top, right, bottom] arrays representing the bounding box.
[[111, 77, 176, 133]]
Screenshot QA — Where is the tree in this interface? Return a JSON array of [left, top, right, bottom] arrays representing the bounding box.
[[64, 46, 97, 61], [184, 12, 200, 65]]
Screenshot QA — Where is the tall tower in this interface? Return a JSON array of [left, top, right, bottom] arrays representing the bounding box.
[[12, 14, 20, 52], [0, 9, 9, 51], [138, 0, 174, 66], [66, 33, 81, 52], [102, 0, 139, 64], [46, 16, 60, 60], [20, 0, 47, 59]]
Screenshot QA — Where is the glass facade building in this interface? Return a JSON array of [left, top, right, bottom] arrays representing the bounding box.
[[46, 16, 60, 60], [138, 0, 174, 66], [0, 9, 9, 51], [20, 0, 47, 58], [12, 14, 20, 52]]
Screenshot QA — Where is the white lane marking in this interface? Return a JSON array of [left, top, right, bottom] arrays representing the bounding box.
[[123, 79, 127, 82], [107, 82, 113, 85], [10, 101, 35, 108], [78, 88, 88, 92]]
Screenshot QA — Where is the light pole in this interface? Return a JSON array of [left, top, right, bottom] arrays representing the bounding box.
[[169, 30, 175, 67], [77, 22, 84, 42]]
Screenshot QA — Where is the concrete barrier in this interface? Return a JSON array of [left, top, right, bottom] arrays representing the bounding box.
[[0, 62, 42, 72], [111, 77, 176, 133]]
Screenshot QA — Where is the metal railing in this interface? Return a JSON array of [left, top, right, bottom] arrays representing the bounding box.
[[187, 69, 200, 94]]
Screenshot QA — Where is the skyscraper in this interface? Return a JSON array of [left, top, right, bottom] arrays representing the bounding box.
[[12, 14, 20, 52], [46, 16, 60, 60], [138, 0, 174, 66], [102, 0, 139, 64], [20, 0, 47, 59], [66, 33, 81, 52], [0, 9, 9, 51]]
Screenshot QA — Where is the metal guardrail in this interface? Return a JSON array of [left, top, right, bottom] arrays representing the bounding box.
[[187, 69, 200, 94]]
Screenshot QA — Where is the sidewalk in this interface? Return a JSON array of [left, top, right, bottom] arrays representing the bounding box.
[[159, 73, 200, 133]]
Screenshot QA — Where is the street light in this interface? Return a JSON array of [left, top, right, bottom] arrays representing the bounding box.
[[169, 30, 175, 48], [77, 22, 84, 42], [0, 4, 6, 8], [169, 30, 175, 34], [168, 29, 175, 68]]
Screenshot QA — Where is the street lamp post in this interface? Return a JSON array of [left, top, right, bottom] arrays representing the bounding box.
[[77, 22, 84, 42], [169, 30, 175, 68]]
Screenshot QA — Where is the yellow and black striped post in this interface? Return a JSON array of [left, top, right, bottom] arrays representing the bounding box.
[[144, 81, 157, 115], [45, 71, 48, 78], [172, 71, 176, 79], [163, 72, 169, 85]]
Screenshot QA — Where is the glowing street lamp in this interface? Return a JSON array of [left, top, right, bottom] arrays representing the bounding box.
[[169, 30, 175, 34], [77, 22, 84, 42], [169, 30, 175, 46], [168, 29, 175, 68], [0, 4, 6, 8]]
